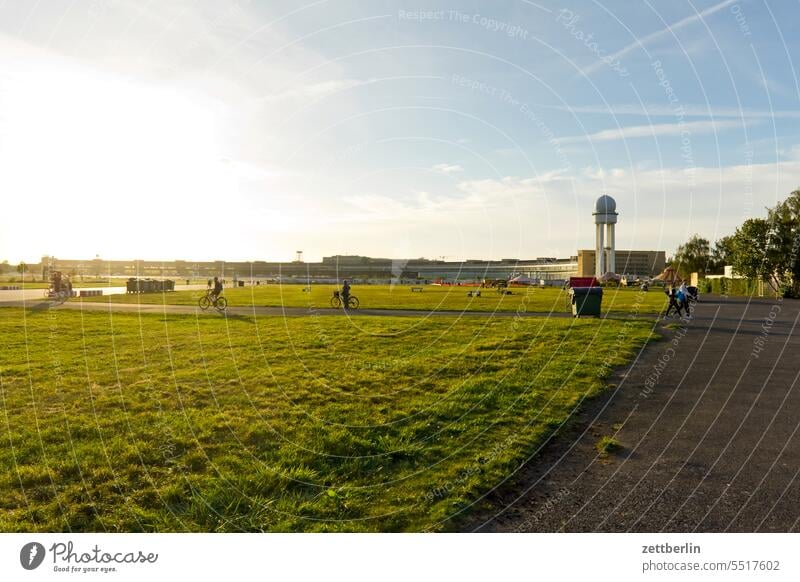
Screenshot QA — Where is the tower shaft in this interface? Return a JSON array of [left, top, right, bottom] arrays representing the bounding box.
[[595, 223, 605, 277], [606, 224, 615, 275]]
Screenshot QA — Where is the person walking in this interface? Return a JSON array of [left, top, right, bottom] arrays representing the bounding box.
[[341, 280, 351, 310], [678, 281, 692, 319], [664, 286, 684, 318]]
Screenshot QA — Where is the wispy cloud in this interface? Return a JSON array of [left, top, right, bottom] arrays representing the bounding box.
[[263, 78, 373, 101], [559, 119, 749, 143], [536, 103, 800, 120], [581, 0, 737, 76]]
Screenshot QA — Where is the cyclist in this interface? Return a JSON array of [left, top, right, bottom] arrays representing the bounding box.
[[341, 280, 351, 309], [209, 276, 223, 305]]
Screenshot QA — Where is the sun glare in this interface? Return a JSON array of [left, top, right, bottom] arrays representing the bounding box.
[[0, 64, 240, 260]]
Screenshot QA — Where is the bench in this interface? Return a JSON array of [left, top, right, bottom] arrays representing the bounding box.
[[410, 287, 423, 292]]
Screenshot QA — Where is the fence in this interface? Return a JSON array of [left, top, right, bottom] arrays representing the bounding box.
[[126, 279, 176, 293]]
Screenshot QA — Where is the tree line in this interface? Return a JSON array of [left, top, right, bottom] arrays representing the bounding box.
[[0, 261, 26, 275], [671, 189, 800, 296]]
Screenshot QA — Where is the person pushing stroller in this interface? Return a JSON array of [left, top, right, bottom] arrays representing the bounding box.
[[664, 283, 692, 319]]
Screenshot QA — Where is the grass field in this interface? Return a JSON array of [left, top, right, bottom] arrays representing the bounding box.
[[0, 306, 656, 532], [80, 284, 668, 315]]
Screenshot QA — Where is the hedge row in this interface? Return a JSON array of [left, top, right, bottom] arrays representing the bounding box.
[[698, 277, 761, 296]]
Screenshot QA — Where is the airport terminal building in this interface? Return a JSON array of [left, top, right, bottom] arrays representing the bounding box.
[[35, 250, 664, 283]]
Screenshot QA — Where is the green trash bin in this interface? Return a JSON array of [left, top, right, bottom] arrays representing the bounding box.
[[570, 286, 603, 317]]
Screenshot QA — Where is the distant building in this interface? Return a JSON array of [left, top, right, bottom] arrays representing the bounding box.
[[576, 249, 666, 278], [33, 252, 663, 282]]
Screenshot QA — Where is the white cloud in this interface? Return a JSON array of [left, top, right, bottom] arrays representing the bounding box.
[[329, 154, 800, 260], [431, 163, 464, 175], [559, 120, 748, 143]]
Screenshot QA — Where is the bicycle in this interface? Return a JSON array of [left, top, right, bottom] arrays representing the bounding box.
[[199, 290, 227, 312], [45, 289, 72, 304], [330, 290, 359, 309]]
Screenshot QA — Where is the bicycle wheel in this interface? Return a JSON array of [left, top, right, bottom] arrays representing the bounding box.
[[215, 297, 228, 311], [348, 296, 359, 309], [330, 296, 341, 308], [199, 296, 211, 310]]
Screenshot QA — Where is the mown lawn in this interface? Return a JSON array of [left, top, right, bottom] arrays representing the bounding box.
[[80, 283, 667, 315], [0, 307, 655, 532]]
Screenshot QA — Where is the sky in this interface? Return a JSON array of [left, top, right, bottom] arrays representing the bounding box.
[[1, 0, 799, 263]]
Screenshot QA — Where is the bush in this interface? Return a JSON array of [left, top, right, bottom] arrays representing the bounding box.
[[596, 436, 622, 456]]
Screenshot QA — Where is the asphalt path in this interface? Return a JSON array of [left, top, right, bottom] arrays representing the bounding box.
[[463, 294, 800, 532], [3, 299, 574, 318], [0, 297, 781, 325]]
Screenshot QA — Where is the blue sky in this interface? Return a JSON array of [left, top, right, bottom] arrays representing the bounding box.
[[1, 0, 799, 263]]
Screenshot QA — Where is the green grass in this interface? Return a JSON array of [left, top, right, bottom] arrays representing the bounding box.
[[79, 284, 668, 315], [0, 307, 655, 532]]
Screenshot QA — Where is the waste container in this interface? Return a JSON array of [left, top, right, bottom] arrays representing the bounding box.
[[569, 286, 603, 317]]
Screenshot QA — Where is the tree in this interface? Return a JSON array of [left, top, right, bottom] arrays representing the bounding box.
[[711, 235, 735, 272], [688, 189, 800, 295], [672, 235, 712, 275], [765, 189, 800, 293], [729, 218, 784, 291], [16, 262, 26, 276]]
